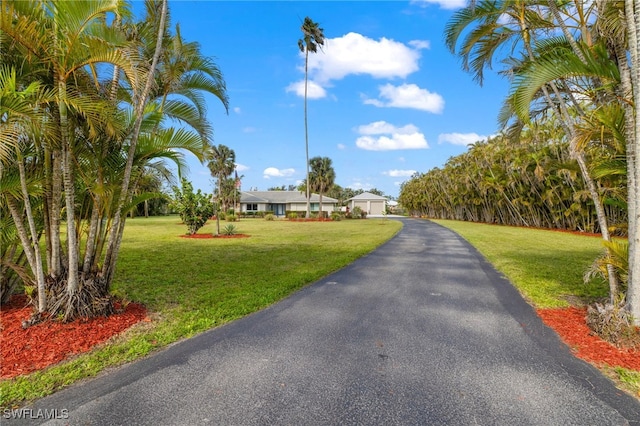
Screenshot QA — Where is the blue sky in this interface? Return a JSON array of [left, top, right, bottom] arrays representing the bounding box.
[[165, 0, 509, 198]]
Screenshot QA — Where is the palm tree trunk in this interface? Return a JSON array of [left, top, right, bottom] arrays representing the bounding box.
[[15, 159, 46, 313], [58, 80, 81, 296], [49, 149, 63, 277], [216, 174, 222, 235], [82, 200, 101, 276], [304, 49, 311, 219], [102, 0, 168, 285], [624, 0, 640, 325]]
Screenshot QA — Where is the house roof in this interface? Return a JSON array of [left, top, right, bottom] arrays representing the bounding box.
[[240, 191, 338, 204], [347, 192, 388, 201]]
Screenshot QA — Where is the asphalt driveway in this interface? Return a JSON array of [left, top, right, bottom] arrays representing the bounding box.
[[8, 218, 640, 425]]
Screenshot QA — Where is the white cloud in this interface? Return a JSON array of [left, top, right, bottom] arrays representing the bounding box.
[[308, 33, 422, 83], [233, 107, 241, 114], [383, 169, 416, 177], [263, 167, 295, 179], [410, 0, 466, 10], [242, 127, 257, 133], [337, 143, 346, 150], [409, 40, 431, 50], [357, 121, 418, 136], [347, 181, 372, 191], [357, 134, 428, 151], [438, 132, 488, 146], [285, 80, 327, 99], [364, 83, 444, 113], [355, 121, 428, 151], [235, 163, 249, 172]]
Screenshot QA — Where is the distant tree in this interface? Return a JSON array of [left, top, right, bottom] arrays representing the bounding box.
[[309, 156, 335, 217], [206, 144, 235, 235], [298, 16, 325, 218]]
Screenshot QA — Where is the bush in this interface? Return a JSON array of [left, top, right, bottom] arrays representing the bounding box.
[[254, 211, 265, 218], [288, 212, 298, 220], [218, 211, 226, 221], [352, 206, 367, 219], [222, 224, 237, 235], [226, 214, 237, 222], [330, 211, 343, 221], [265, 213, 275, 221], [170, 178, 214, 235], [227, 208, 235, 216]]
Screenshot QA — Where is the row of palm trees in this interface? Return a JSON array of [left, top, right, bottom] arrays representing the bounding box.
[[0, 0, 228, 320], [399, 128, 626, 233], [405, 0, 640, 323]]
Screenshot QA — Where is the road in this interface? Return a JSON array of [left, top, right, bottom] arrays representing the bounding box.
[[8, 218, 640, 425]]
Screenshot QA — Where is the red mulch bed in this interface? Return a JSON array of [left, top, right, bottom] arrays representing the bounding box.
[[180, 234, 250, 239], [0, 295, 148, 379], [537, 307, 640, 370]]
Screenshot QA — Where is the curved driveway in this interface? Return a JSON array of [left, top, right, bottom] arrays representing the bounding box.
[[12, 218, 640, 425]]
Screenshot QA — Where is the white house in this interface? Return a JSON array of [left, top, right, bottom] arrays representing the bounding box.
[[346, 192, 388, 216], [239, 191, 338, 217]]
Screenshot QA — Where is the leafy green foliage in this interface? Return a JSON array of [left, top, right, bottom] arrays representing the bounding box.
[[222, 224, 237, 235], [265, 213, 275, 221], [170, 179, 214, 235], [352, 206, 367, 219], [225, 214, 237, 222]]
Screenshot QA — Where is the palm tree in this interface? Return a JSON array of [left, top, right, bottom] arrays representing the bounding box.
[[1, 0, 228, 321], [298, 16, 325, 219], [207, 144, 236, 235], [309, 156, 335, 218], [1, 0, 139, 320]]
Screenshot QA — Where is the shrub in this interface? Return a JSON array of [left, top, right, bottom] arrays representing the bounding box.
[[227, 208, 235, 216], [331, 211, 343, 221], [170, 178, 214, 235], [222, 224, 237, 235], [218, 211, 226, 221], [288, 212, 298, 220], [265, 213, 275, 221], [255, 211, 265, 218], [352, 206, 367, 219], [226, 214, 237, 222]]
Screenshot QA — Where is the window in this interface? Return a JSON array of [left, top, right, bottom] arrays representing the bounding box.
[[311, 203, 319, 212], [246, 203, 258, 211]]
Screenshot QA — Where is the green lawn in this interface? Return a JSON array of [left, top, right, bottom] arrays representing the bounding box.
[[1, 216, 402, 407]]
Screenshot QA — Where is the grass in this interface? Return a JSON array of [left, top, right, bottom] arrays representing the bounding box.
[[0, 216, 402, 407], [432, 219, 639, 397]]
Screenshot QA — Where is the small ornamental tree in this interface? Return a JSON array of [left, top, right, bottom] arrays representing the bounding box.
[[171, 179, 215, 235]]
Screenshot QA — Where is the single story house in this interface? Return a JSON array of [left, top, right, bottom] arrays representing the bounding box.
[[346, 192, 388, 216], [239, 191, 338, 217]]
